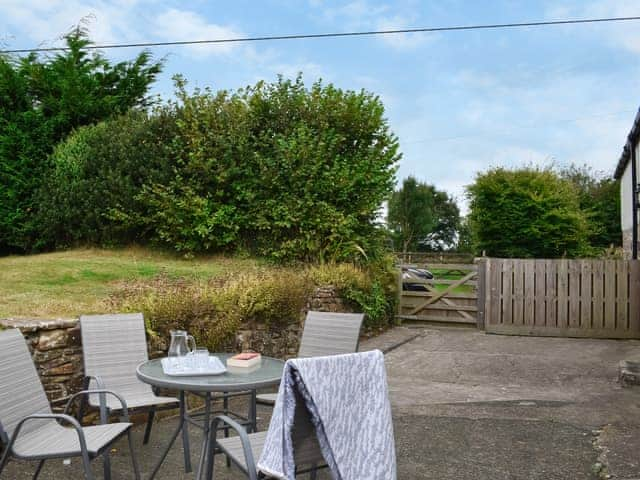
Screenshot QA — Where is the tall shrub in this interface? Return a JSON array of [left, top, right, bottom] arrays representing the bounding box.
[[136, 76, 400, 262], [35, 75, 399, 262], [0, 28, 162, 252], [34, 109, 177, 249], [558, 164, 621, 249], [466, 167, 591, 258], [243, 77, 399, 262]]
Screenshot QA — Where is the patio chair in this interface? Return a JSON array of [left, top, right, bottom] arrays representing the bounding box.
[[79, 313, 178, 445], [206, 350, 396, 479], [256, 310, 364, 407], [0, 328, 140, 480]]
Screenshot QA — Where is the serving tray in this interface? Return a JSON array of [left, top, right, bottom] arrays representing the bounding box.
[[161, 356, 227, 376]]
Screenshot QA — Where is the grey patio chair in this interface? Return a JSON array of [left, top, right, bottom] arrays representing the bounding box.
[[0, 328, 139, 480], [206, 350, 395, 480], [255, 310, 364, 407], [206, 413, 323, 480], [79, 313, 178, 445]]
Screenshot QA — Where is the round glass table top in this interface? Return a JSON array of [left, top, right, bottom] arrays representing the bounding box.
[[136, 353, 285, 392]]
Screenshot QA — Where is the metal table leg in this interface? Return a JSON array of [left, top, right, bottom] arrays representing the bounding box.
[[249, 389, 257, 433], [148, 389, 259, 479], [148, 390, 188, 480], [195, 393, 212, 480], [182, 392, 192, 473]]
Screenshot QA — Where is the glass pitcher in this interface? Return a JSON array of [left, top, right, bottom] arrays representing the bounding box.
[[168, 330, 196, 358]]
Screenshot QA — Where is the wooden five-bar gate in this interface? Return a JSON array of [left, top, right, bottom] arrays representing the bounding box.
[[397, 262, 478, 326], [397, 257, 640, 339]]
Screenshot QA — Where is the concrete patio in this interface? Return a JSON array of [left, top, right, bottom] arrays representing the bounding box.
[[5, 325, 640, 479]]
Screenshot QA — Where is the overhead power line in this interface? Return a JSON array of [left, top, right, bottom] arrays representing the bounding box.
[[403, 109, 637, 146], [2, 16, 640, 54]]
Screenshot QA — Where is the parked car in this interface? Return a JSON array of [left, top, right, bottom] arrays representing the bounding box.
[[402, 266, 434, 291]]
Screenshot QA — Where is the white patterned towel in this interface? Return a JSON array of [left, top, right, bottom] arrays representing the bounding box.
[[257, 350, 396, 480]]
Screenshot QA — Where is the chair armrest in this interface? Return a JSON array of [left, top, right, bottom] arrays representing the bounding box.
[[8, 413, 89, 458], [83, 374, 106, 389], [64, 389, 130, 422], [209, 415, 258, 480]]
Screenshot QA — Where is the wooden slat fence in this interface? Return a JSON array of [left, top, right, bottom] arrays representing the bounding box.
[[397, 263, 478, 325], [482, 258, 640, 339]]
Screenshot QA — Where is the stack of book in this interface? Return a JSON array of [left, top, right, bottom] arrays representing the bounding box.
[[227, 352, 262, 372]]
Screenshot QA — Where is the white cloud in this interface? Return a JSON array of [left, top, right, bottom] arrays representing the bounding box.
[[375, 14, 433, 50], [320, 0, 389, 28], [0, 1, 246, 59], [310, 0, 434, 50], [152, 9, 244, 58], [0, 0, 136, 47], [546, 0, 640, 54]]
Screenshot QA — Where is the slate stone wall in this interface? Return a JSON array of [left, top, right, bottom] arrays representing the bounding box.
[[0, 286, 353, 409]]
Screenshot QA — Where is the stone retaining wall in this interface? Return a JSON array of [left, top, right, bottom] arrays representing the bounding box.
[[0, 318, 84, 408], [0, 286, 354, 409]]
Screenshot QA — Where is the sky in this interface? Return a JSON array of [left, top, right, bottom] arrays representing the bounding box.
[[2, 0, 640, 214]]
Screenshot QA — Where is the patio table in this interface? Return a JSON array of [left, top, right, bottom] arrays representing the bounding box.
[[136, 354, 285, 480]]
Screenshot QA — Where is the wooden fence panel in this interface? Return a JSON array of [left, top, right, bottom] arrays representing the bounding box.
[[630, 261, 640, 333], [604, 261, 616, 331], [502, 259, 512, 325], [513, 260, 524, 326], [545, 260, 557, 328], [592, 260, 604, 330], [580, 261, 592, 329], [557, 260, 569, 330], [534, 261, 546, 326], [485, 258, 640, 339]]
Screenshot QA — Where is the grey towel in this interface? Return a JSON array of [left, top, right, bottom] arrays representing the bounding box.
[[257, 350, 396, 479]]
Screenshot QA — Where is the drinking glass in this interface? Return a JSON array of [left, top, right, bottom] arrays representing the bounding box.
[[194, 347, 209, 371]]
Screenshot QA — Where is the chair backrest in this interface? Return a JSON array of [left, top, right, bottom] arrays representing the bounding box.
[[0, 329, 52, 441], [258, 350, 395, 477], [80, 313, 150, 394], [297, 311, 364, 358]]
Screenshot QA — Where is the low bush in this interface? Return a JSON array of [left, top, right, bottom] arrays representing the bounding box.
[[308, 260, 397, 328], [117, 262, 397, 349], [120, 280, 241, 351]]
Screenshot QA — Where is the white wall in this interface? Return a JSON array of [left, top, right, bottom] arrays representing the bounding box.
[[621, 142, 640, 233], [621, 159, 633, 232]]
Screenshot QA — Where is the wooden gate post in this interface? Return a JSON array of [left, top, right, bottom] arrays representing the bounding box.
[[397, 264, 404, 321], [476, 257, 488, 330]]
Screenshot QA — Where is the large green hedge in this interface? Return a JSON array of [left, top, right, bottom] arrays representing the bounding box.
[[0, 29, 162, 253], [40, 76, 400, 262], [466, 167, 591, 258], [35, 110, 177, 249]]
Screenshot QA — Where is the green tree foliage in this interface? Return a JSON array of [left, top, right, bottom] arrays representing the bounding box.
[[466, 167, 591, 258], [558, 164, 621, 249], [40, 76, 400, 262], [456, 217, 474, 253], [35, 109, 177, 249], [387, 176, 460, 252], [0, 28, 162, 252]]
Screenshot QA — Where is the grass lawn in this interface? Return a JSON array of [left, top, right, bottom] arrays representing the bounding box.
[[0, 247, 260, 318], [428, 267, 476, 294]]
